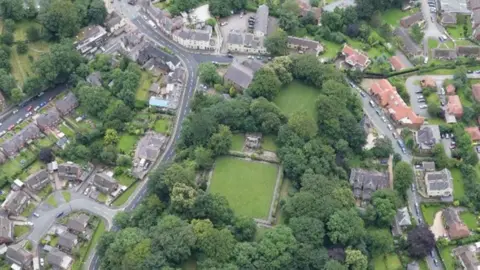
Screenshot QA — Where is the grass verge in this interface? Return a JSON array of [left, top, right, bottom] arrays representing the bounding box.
[[62, 191, 71, 203]]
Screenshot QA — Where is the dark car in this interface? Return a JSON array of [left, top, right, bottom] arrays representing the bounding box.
[[56, 212, 64, 218], [227, 53, 233, 58]]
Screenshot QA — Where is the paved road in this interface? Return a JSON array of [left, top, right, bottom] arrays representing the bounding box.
[[420, 0, 446, 56]]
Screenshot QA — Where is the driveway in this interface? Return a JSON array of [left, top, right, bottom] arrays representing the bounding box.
[[430, 210, 447, 239]]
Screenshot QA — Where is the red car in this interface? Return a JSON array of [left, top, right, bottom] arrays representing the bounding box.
[[7, 124, 15, 131], [26, 105, 33, 112]]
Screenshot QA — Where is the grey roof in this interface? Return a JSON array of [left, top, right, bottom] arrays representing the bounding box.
[[58, 231, 77, 250], [67, 214, 90, 233], [55, 92, 78, 115], [25, 169, 49, 191], [0, 216, 13, 243], [242, 59, 264, 72], [440, 0, 469, 13], [175, 28, 210, 41], [454, 245, 480, 270], [227, 31, 243, 45], [83, 25, 106, 39], [416, 125, 440, 149], [86, 72, 102, 86], [224, 62, 254, 89], [393, 27, 422, 56], [471, 0, 480, 10], [432, 48, 458, 59], [396, 207, 412, 226], [287, 36, 322, 52], [441, 13, 457, 24], [47, 249, 73, 269], [457, 46, 480, 57], [426, 168, 453, 191], [400, 12, 424, 28], [443, 207, 461, 226], [322, 0, 355, 12], [473, 9, 480, 27], [254, 5, 269, 35], [6, 244, 32, 267], [136, 131, 165, 161], [105, 11, 123, 30], [137, 42, 179, 68], [349, 168, 389, 201], [93, 173, 118, 193], [149, 83, 161, 94], [58, 163, 81, 181], [2, 191, 29, 216], [36, 108, 61, 129], [121, 30, 144, 49], [422, 161, 436, 171], [167, 68, 185, 84]]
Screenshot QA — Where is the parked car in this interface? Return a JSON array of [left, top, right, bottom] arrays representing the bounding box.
[[37, 92, 44, 97], [417, 99, 425, 103], [445, 133, 450, 139], [16, 118, 23, 124], [381, 116, 387, 122], [419, 104, 428, 109], [387, 124, 393, 131], [359, 91, 366, 97], [392, 132, 398, 139], [33, 106, 40, 112], [26, 105, 33, 112], [25, 112, 32, 118], [220, 22, 228, 26], [39, 101, 46, 107], [40, 258, 44, 266], [375, 109, 381, 115], [0, 131, 5, 137], [227, 53, 233, 58], [369, 100, 375, 107], [7, 124, 15, 131], [56, 212, 64, 218], [33, 212, 40, 217]]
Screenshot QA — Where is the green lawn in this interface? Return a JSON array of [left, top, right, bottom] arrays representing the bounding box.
[[13, 20, 43, 41], [136, 71, 153, 102], [21, 202, 36, 217], [37, 185, 53, 200], [154, 118, 170, 134], [446, 15, 471, 39], [62, 191, 71, 203], [10, 41, 49, 86], [116, 174, 135, 186], [320, 40, 342, 59], [59, 124, 76, 138], [14, 225, 30, 238], [381, 8, 419, 27], [72, 219, 106, 270], [262, 135, 277, 152], [18, 160, 44, 180], [210, 157, 278, 219], [231, 133, 245, 151], [421, 204, 443, 226], [46, 194, 57, 207], [450, 168, 465, 199], [117, 134, 138, 154], [112, 181, 139, 207], [97, 193, 108, 203], [274, 81, 320, 119], [460, 211, 477, 230], [428, 38, 439, 49], [373, 253, 402, 270], [455, 39, 475, 46], [50, 236, 59, 247], [440, 246, 455, 270]]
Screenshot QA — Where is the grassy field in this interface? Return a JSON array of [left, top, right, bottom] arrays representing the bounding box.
[[440, 246, 455, 270], [136, 71, 153, 102], [460, 211, 477, 230], [210, 157, 278, 219], [262, 135, 277, 152], [62, 191, 71, 203], [373, 253, 402, 270], [117, 134, 138, 154], [10, 41, 49, 86], [112, 181, 139, 207], [14, 225, 30, 237], [381, 8, 419, 27], [154, 118, 170, 134], [274, 81, 319, 119], [46, 194, 57, 207], [231, 133, 245, 151], [421, 204, 444, 226], [450, 168, 465, 199]]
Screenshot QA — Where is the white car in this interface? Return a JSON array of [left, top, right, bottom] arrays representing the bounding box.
[[33, 106, 40, 112], [381, 116, 387, 123], [33, 212, 40, 217], [419, 104, 428, 109], [40, 258, 44, 266], [25, 112, 32, 118], [387, 124, 393, 131], [12, 109, 18, 114], [16, 118, 23, 124]]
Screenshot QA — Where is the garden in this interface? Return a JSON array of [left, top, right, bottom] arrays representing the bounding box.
[[274, 81, 320, 118], [373, 253, 402, 270], [209, 157, 279, 219], [421, 204, 444, 226], [230, 133, 245, 151]]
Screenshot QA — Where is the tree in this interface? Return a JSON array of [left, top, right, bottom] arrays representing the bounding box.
[[287, 111, 318, 140], [345, 249, 368, 270], [371, 137, 394, 158], [194, 146, 214, 169], [76, 86, 111, 117], [1, 32, 13, 46], [254, 225, 298, 269], [39, 0, 80, 38], [16, 42, 28, 54], [327, 208, 365, 245], [432, 144, 450, 169], [39, 148, 54, 163], [206, 18, 217, 26], [191, 192, 234, 227], [10, 87, 25, 103], [394, 161, 414, 198], [407, 225, 436, 259], [232, 216, 256, 241], [289, 216, 325, 247], [87, 0, 107, 25], [208, 125, 232, 156], [278, 11, 300, 33], [170, 183, 198, 214], [0, 0, 24, 21], [247, 67, 281, 100], [198, 62, 221, 86], [366, 228, 394, 255], [410, 24, 424, 43], [104, 129, 119, 145], [264, 29, 288, 56], [26, 25, 41, 42], [113, 212, 131, 229], [117, 155, 132, 167], [24, 0, 37, 19], [371, 196, 396, 227], [0, 70, 16, 95], [192, 219, 236, 262]]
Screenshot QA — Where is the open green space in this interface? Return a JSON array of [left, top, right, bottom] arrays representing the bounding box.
[[460, 211, 477, 230], [154, 118, 170, 134], [450, 168, 465, 199], [274, 81, 319, 119], [0, 150, 37, 180], [112, 181, 139, 207], [37, 185, 53, 200], [320, 40, 342, 59], [136, 71, 153, 102], [72, 219, 106, 270], [381, 8, 419, 27], [12, 20, 43, 41], [117, 134, 138, 154], [428, 38, 439, 49], [10, 41, 49, 85], [421, 204, 443, 226], [262, 135, 277, 152], [209, 157, 278, 219], [62, 191, 71, 203], [446, 15, 471, 39], [14, 225, 30, 238], [440, 246, 455, 270], [231, 133, 244, 151], [455, 39, 475, 46], [46, 194, 57, 207], [97, 193, 108, 203], [373, 253, 402, 270], [18, 160, 43, 180]]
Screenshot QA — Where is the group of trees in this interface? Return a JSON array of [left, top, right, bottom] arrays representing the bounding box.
[[168, 0, 246, 17], [0, 0, 37, 22]]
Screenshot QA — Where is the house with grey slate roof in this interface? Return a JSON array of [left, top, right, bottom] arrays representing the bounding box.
[[457, 46, 480, 58], [414, 125, 441, 152], [93, 173, 119, 194], [400, 12, 424, 28], [36, 108, 61, 132], [67, 214, 90, 234], [1, 123, 41, 157], [25, 169, 50, 192], [392, 207, 412, 236], [432, 48, 458, 59], [224, 61, 255, 90], [226, 30, 267, 54], [172, 27, 215, 50], [58, 163, 82, 181], [349, 168, 389, 202], [1, 191, 29, 216], [75, 25, 108, 55], [393, 27, 422, 57], [425, 168, 453, 197], [287, 36, 324, 55], [58, 231, 78, 252], [105, 11, 126, 34], [6, 244, 32, 269], [55, 92, 78, 116], [47, 249, 73, 270], [86, 72, 102, 86], [0, 217, 13, 244], [135, 131, 166, 162]]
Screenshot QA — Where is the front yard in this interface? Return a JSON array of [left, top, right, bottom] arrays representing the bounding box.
[[14, 225, 30, 238], [421, 204, 443, 226]]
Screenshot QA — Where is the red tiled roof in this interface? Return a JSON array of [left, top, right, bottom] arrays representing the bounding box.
[[448, 223, 470, 240], [390, 56, 406, 71], [465, 127, 480, 141], [446, 84, 456, 95], [472, 84, 480, 102], [342, 44, 370, 67], [447, 95, 463, 117]]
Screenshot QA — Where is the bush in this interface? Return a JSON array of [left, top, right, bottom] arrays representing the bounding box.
[[16, 42, 28, 54]]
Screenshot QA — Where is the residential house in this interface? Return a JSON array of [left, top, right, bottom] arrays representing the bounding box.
[[167, 67, 186, 84], [446, 95, 464, 119], [245, 133, 262, 149], [441, 13, 457, 26], [75, 25, 108, 55], [254, 5, 269, 37], [457, 46, 480, 58], [135, 42, 179, 70], [414, 125, 441, 152], [47, 249, 73, 270], [135, 131, 166, 162], [242, 59, 265, 72], [446, 84, 456, 95], [172, 28, 214, 50], [425, 168, 453, 197], [67, 214, 90, 234], [393, 27, 422, 57], [421, 77, 436, 88], [389, 56, 407, 71], [57, 163, 82, 181], [6, 245, 32, 269], [56, 137, 70, 150], [392, 207, 412, 236], [36, 108, 61, 132], [93, 173, 118, 194], [0, 217, 13, 244], [423, 161, 436, 172], [226, 31, 267, 54], [443, 207, 470, 240], [400, 12, 424, 28], [1, 123, 41, 157], [149, 83, 161, 95], [55, 92, 78, 116], [453, 244, 480, 270], [58, 231, 78, 252], [472, 84, 480, 102], [432, 48, 457, 59], [86, 72, 102, 86], [342, 44, 371, 71], [224, 61, 255, 90], [349, 168, 389, 202], [25, 169, 50, 192], [472, 9, 480, 40], [466, 127, 480, 142], [287, 36, 323, 55], [48, 161, 58, 173], [105, 11, 126, 34], [470, 0, 480, 10], [121, 30, 144, 51], [1, 191, 29, 216]]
